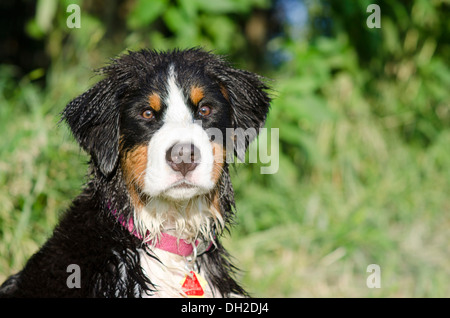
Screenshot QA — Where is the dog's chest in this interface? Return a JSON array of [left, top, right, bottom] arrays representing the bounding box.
[[138, 248, 218, 298]]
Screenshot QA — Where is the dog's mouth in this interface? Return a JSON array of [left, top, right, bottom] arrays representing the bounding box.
[[160, 180, 208, 201], [171, 180, 197, 189]]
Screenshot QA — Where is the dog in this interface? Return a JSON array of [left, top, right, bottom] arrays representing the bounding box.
[[0, 48, 270, 297]]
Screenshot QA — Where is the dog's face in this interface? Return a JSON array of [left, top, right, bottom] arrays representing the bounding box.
[[119, 64, 231, 202], [63, 49, 270, 234]]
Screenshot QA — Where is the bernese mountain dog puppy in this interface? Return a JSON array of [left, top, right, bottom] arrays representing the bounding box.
[[0, 48, 271, 297]]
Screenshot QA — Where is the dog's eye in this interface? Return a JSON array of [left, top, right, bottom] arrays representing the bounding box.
[[198, 105, 211, 117], [142, 109, 154, 120]]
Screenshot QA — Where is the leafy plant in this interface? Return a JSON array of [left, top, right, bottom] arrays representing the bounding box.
[[1, 0, 449, 297]]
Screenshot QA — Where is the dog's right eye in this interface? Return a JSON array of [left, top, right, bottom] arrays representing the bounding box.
[[198, 105, 212, 117], [142, 109, 154, 120]]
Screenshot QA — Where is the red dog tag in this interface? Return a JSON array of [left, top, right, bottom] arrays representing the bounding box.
[[181, 271, 206, 297]]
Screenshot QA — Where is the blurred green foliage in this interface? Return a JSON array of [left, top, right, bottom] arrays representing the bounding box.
[[0, 0, 449, 297]]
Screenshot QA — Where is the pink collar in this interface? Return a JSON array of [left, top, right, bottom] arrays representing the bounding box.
[[110, 206, 212, 257]]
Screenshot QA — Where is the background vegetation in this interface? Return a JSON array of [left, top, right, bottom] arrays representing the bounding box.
[[0, 0, 449, 297]]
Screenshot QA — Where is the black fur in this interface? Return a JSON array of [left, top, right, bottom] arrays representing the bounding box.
[[0, 48, 270, 297]]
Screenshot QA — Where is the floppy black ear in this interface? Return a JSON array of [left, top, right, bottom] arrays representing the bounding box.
[[62, 77, 121, 177], [211, 65, 271, 160]]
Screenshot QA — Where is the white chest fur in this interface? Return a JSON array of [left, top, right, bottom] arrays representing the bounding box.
[[138, 247, 219, 298]]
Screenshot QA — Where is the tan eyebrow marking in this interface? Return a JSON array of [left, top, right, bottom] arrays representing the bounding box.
[[148, 93, 161, 111], [190, 86, 205, 105]]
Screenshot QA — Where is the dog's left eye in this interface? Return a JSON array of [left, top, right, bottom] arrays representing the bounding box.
[[142, 109, 154, 120], [198, 105, 211, 117]]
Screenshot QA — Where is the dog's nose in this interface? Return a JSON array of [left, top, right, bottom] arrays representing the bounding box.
[[165, 143, 200, 176]]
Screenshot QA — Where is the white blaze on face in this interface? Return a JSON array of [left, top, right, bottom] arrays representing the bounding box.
[[142, 66, 215, 201], [164, 68, 192, 124]]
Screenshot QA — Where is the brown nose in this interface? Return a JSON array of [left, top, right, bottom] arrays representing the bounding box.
[[165, 143, 201, 176]]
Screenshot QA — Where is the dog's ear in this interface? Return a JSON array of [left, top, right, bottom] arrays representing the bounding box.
[[62, 77, 121, 177], [210, 64, 271, 160]]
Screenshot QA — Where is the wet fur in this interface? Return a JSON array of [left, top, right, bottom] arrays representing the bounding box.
[[0, 48, 270, 297]]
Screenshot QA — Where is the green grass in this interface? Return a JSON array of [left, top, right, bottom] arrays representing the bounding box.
[[223, 70, 450, 297], [0, 65, 89, 276], [0, 57, 449, 297]]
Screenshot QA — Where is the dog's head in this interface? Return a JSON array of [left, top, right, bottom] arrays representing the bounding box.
[[63, 49, 270, 237]]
